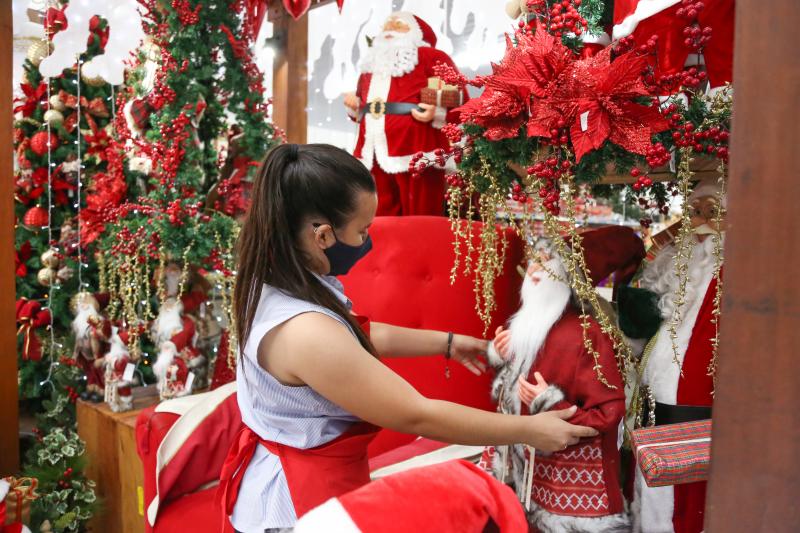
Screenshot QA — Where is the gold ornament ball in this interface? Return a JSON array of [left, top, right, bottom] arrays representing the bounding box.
[[49, 94, 66, 112], [81, 70, 107, 87], [37, 267, 58, 287], [27, 39, 52, 67], [41, 248, 61, 269], [44, 109, 64, 127]]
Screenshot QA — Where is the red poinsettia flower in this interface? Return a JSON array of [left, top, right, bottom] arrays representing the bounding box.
[[15, 241, 32, 277], [84, 127, 111, 160], [14, 83, 48, 117], [567, 49, 670, 161]]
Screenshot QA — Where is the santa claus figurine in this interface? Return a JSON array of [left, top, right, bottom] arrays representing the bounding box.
[[71, 292, 111, 403], [103, 327, 134, 412], [343, 12, 468, 216], [152, 297, 207, 389], [153, 340, 191, 400], [480, 226, 645, 533], [627, 179, 725, 533]]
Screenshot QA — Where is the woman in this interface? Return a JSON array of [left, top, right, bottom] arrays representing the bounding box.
[[218, 144, 598, 532]]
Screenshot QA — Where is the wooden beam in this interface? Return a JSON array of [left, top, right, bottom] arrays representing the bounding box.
[[705, 1, 800, 531], [0, 0, 20, 475], [270, 7, 309, 144]]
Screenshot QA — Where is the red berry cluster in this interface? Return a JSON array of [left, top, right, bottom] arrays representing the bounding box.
[[548, 0, 586, 37], [441, 123, 463, 144], [431, 62, 469, 89], [172, 0, 202, 26], [676, 0, 705, 22], [665, 105, 729, 162], [529, 156, 571, 215], [646, 142, 671, 168], [629, 167, 653, 191], [615, 35, 638, 54], [64, 385, 79, 403], [57, 467, 74, 489], [510, 182, 528, 203], [682, 24, 712, 51], [409, 149, 451, 177], [543, 118, 570, 147]]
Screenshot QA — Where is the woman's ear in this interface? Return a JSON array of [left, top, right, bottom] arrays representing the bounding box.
[[313, 224, 335, 250]]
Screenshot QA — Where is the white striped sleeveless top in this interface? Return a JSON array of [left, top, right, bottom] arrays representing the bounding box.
[[230, 275, 360, 532]]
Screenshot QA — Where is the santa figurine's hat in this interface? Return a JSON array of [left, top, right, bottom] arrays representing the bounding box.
[[533, 226, 644, 288], [390, 12, 437, 47], [688, 178, 727, 208], [294, 460, 527, 533]]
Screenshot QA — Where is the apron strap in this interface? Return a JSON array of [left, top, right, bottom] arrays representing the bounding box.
[[216, 426, 264, 529]]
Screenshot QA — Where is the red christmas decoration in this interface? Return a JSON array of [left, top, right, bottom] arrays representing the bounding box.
[[30, 131, 59, 156], [22, 206, 49, 228], [15, 298, 52, 361]]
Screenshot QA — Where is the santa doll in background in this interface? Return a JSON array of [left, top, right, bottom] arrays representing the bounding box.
[[480, 226, 645, 533], [103, 327, 134, 412], [152, 297, 200, 398], [343, 12, 468, 216], [626, 179, 725, 533], [71, 292, 111, 403]]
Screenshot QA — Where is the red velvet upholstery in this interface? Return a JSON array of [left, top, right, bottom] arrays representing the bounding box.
[[136, 216, 523, 532], [339, 216, 524, 455]]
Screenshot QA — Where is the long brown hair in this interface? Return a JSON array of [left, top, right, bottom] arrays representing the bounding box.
[[234, 143, 377, 360]]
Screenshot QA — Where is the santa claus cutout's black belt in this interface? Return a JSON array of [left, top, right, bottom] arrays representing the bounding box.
[[357, 99, 423, 121]]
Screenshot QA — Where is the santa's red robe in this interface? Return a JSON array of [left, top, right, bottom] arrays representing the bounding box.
[[485, 307, 628, 532], [352, 46, 468, 216], [635, 271, 720, 533], [75, 315, 111, 390], [613, 0, 734, 87]]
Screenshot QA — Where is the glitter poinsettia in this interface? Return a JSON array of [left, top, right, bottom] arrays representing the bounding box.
[[527, 45, 670, 162]]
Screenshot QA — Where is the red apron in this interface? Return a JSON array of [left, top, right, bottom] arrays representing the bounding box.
[[217, 421, 379, 528]]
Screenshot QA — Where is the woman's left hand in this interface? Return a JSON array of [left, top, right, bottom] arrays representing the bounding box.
[[450, 334, 488, 375]]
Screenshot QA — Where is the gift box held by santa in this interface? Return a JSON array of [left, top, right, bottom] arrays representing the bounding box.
[[344, 12, 468, 216]]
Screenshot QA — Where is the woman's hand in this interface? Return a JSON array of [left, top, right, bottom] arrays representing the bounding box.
[[493, 326, 512, 360], [450, 334, 488, 375], [525, 406, 598, 452], [517, 372, 549, 406]]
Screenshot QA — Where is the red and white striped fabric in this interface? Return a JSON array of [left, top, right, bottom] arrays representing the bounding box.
[[295, 460, 528, 533], [137, 382, 242, 529]]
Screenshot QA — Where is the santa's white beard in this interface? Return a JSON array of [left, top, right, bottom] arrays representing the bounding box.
[[506, 261, 572, 382], [106, 335, 129, 366], [72, 306, 99, 340], [359, 31, 420, 77], [152, 304, 183, 345], [153, 342, 177, 380], [639, 234, 720, 319]]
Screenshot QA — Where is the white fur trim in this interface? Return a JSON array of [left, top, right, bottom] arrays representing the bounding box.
[[633, 466, 675, 533], [431, 105, 448, 129], [530, 501, 631, 533], [487, 341, 505, 368], [582, 31, 612, 46], [391, 12, 427, 46], [147, 382, 237, 526], [529, 385, 565, 414], [612, 0, 682, 41], [370, 443, 484, 479], [0, 478, 9, 500], [295, 498, 361, 533]]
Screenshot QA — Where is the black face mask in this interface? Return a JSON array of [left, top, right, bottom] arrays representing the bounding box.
[[315, 224, 373, 276]]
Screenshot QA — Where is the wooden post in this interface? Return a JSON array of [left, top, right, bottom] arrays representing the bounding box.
[[705, 1, 800, 531], [0, 0, 20, 476], [270, 7, 308, 144]]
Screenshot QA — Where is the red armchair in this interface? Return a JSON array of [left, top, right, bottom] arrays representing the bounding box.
[[135, 216, 524, 532]]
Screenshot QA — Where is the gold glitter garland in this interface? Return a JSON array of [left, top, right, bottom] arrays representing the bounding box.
[[706, 163, 726, 388], [666, 148, 697, 374]]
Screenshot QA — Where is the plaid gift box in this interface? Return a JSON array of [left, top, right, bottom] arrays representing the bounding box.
[[420, 77, 463, 108], [631, 419, 711, 487]]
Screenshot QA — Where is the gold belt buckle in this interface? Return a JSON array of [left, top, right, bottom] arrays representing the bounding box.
[[369, 98, 386, 119]]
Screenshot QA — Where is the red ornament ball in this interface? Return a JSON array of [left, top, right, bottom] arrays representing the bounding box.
[[30, 131, 59, 156], [23, 205, 49, 228]]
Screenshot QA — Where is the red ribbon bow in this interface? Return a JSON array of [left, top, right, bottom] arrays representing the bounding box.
[[16, 299, 52, 361], [14, 242, 32, 277], [14, 83, 48, 117]]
